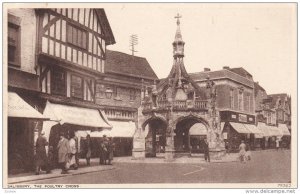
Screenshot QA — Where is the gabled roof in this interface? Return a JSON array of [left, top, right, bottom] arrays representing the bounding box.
[[105, 50, 158, 80], [228, 67, 253, 80], [95, 9, 115, 45]]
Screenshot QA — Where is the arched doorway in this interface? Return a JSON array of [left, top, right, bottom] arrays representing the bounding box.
[[142, 117, 167, 157], [174, 116, 208, 154]]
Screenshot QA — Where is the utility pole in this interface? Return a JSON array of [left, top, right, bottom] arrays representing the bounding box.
[[130, 34, 138, 56]]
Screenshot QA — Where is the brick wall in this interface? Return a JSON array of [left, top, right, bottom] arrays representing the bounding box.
[[8, 9, 36, 74]]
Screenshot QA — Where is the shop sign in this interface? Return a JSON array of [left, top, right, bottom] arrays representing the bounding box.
[[239, 114, 247, 122], [231, 114, 237, 119]]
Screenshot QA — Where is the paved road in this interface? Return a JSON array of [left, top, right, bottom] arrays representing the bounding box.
[[23, 150, 291, 184]]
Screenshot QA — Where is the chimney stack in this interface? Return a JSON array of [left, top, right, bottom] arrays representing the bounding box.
[[223, 66, 230, 70], [204, 68, 211, 72]]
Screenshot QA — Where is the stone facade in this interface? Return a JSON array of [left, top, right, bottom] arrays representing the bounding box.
[[133, 15, 225, 160]]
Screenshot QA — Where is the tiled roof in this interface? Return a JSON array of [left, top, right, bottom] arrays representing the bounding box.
[[228, 67, 253, 80], [105, 50, 158, 80], [189, 69, 254, 88]]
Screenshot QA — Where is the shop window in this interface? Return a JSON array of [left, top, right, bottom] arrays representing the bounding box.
[[71, 75, 83, 99], [51, 69, 66, 96], [130, 89, 136, 101], [66, 23, 88, 50], [8, 14, 21, 67], [95, 84, 105, 98]]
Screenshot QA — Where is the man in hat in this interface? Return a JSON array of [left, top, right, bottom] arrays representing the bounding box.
[[35, 131, 50, 175], [99, 135, 108, 165], [203, 138, 210, 163]]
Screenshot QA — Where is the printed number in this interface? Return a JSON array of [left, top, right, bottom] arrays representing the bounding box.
[[278, 183, 291, 188]]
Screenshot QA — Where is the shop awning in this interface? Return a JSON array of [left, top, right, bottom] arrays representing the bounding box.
[[95, 121, 136, 138], [257, 122, 271, 137], [268, 125, 282, 137], [244, 124, 263, 134], [43, 101, 111, 129], [257, 122, 282, 137], [8, 92, 48, 120], [229, 122, 251, 134], [278, 124, 291, 136], [189, 123, 207, 135]]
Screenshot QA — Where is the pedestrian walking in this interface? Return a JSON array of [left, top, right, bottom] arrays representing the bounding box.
[[85, 134, 92, 166], [47, 146, 54, 172], [239, 140, 247, 163], [276, 138, 280, 151], [35, 131, 50, 175], [57, 132, 71, 174], [203, 138, 210, 162], [106, 137, 114, 165], [69, 133, 78, 170], [225, 141, 230, 155], [99, 135, 107, 165]]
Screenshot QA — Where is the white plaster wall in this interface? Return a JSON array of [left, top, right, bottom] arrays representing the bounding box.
[[8, 9, 36, 74]]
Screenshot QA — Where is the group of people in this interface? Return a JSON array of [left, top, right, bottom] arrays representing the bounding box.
[[35, 131, 114, 175]]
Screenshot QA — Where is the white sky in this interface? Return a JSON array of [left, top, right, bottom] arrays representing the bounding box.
[[101, 3, 296, 95]]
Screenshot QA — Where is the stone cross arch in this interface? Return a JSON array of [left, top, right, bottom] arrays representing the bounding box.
[[141, 115, 168, 131], [173, 114, 210, 132]]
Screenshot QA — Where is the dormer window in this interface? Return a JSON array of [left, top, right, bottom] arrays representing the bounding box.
[[66, 23, 88, 50]]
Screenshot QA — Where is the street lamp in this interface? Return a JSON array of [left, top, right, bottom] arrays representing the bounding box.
[[105, 88, 113, 99]]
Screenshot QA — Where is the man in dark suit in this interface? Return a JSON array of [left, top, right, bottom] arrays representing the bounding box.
[[203, 138, 210, 162]]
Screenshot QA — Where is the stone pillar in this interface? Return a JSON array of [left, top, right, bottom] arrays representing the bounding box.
[[132, 107, 146, 159], [164, 135, 175, 161], [132, 127, 146, 159], [164, 124, 175, 161]]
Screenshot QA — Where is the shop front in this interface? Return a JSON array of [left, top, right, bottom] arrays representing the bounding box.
[[220, 111, 260, 152], [94, 120, 136, 157], [278, 123, 291, 149], [42, 101, 111, 166], [8, 92, 49, 174], [257, 122, 282, 149]]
